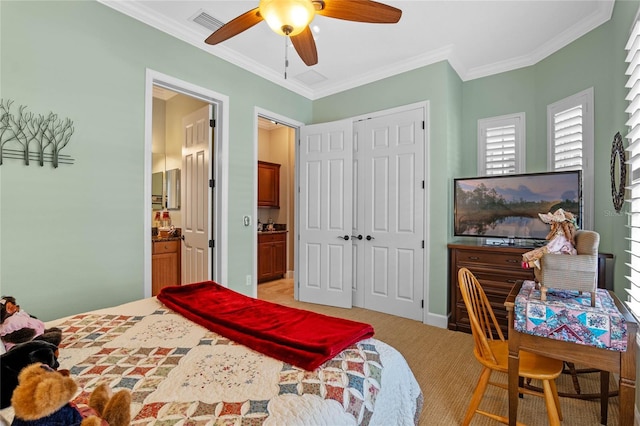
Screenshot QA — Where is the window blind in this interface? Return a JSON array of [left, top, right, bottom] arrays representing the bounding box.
[[552, 105, 583, 170], [484, 124, 517, 175], [477, 113, 524, 176], [625, 19, 640, 318]]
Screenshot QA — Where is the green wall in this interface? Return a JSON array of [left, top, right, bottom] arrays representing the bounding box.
[[0, 0, 311, 320], [1, 0, 638, 325], [462, 0, 637, 296]]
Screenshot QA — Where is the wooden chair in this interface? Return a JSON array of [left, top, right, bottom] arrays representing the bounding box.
[[458, 267, 564, 426]]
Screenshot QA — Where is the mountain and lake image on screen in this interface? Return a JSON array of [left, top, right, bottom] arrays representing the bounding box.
[[453, 171, 582, 241]]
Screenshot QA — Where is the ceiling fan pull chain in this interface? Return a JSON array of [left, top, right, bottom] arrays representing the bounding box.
[[284, 36, 289, 80]]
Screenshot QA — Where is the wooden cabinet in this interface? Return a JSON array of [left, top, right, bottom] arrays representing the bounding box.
[[258, 232, 286, 282], [448, 243, 534, 336], [448, 242, 614, 336], [258, 161, 280, 208], [152, 239, 181, 296]]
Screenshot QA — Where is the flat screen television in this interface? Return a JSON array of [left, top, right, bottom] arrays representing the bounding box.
[[453, 170, 582, 243]]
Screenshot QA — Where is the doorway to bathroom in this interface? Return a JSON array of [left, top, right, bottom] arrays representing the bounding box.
[[145, 70, 229, 297]]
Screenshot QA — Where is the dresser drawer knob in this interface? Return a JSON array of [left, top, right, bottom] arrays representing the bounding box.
[[468, 256, 480, 260], [506, 259, 518, 263]]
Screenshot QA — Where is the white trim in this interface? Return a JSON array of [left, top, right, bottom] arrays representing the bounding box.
[[547, 87, 594, 231], [144, 69, 229, 296], [477, 112, 526, 175]]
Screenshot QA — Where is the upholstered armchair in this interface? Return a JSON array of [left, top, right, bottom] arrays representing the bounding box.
[[539, 230, 600, 307]]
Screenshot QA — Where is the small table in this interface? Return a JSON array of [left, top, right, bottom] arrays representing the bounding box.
[[504, 281, 637, 425]]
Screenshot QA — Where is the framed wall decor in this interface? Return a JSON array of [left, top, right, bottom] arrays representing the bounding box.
[[610, 131, 626, 212]]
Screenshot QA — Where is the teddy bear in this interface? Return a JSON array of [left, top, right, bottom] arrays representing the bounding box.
[[10, 363, 131, 426]]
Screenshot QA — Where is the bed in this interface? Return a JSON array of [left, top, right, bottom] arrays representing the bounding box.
[[0, 282, 423, 425]]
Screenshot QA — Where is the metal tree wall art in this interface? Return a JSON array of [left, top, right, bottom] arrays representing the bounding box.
[[0, 99, 75, 168]]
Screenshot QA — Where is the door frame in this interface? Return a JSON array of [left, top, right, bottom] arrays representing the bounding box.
[[144, 69, 229, 297], [252, 107, 303, 298]]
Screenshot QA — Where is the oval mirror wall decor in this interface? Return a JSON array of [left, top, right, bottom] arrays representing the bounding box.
[[610, 131, 627, 212]]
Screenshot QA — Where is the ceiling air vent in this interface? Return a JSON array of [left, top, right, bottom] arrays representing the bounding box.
[[190, 10, 224, 32]]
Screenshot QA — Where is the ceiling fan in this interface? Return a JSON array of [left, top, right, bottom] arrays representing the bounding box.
[[204, 0, 402, 67]]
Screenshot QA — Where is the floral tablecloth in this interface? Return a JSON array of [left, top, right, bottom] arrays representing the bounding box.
[[514, 280, 627, 351]]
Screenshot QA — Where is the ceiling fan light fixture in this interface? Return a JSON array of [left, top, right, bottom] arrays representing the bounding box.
[[259, 0, 315, 36]]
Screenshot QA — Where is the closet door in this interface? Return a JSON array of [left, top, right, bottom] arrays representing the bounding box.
[[355, 107, 425, 321], [298, 119, 353, 308]]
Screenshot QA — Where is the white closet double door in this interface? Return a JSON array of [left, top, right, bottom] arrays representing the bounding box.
[[298, 105, 426, 321]]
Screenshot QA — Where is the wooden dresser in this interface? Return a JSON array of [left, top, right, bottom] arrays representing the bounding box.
[[449, 241, 614, 336], [152, 238, 181, 295], [448, 242, 534, 335]]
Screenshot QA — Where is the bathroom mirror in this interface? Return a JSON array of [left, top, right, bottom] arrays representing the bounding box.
[[152, 172, 163, 210], [166, 168, 181, 210]]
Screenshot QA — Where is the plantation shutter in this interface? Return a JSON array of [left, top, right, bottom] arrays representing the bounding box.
[[625, 18, 640, 318], [551, 105, 583, 170], [485, 124, 517, 175], [477, 113, 525, 176], [547, 87, 594, 230]]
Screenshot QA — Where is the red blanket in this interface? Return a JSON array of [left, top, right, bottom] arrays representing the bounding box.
[[157, 281, 375, 370]]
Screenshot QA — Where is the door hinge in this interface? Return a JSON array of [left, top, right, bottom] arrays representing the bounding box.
[[421, 299, 424, 309], [209, 240, 215, 248], [422, 121, 425, 130], [209, 179, 215, 188], [422, 180, 425, 189], [209, 119, 215, 128], [421, 240, 425, 249]]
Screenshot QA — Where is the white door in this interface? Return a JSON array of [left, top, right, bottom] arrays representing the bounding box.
[[355, 108, 425, 320], [182, 105, 211, 284], [298, 120, 353, 308]]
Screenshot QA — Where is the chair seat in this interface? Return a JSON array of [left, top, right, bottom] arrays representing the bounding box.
[[477, 340, 564, 380]]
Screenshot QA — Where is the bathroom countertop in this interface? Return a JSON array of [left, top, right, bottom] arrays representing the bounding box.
[[152, 235, 182, 242]]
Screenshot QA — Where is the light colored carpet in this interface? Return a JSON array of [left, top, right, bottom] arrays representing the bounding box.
[[258, 279, 619, 425]]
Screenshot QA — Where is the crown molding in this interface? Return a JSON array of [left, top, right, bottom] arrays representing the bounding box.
[[98, 0, 615, 99], [97, 0, 315, 99], [462, 0, 614, 81]]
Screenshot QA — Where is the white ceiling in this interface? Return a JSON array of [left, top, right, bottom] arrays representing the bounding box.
[[102, 0, 614, 100]]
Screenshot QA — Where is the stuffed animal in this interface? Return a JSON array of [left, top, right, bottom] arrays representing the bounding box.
[[522, 208, 578, 271], [0, 340, 60, 409], [0, 296, 62, 350], [10, 363, 131, 426]]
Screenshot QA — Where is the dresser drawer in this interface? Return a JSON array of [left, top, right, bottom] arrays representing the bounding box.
[[456, 250, 524, 270], [153, 240, 180, 254]]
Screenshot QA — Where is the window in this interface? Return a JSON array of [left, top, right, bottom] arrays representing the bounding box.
[[477, 113, 525, 175], [625, 18, 640, 318], [547, 88, 594, 230]]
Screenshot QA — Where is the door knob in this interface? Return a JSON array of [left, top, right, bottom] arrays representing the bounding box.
[[351, 234, 363, 240], [366, 235, 375, 241], [339, 235, 350, 241]]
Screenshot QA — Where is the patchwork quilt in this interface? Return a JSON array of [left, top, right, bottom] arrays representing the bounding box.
[[0, 297, 422, 425], [514, 280, 627, 351]]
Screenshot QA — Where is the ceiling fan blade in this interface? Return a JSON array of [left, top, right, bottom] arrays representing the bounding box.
[[290, 26, 318, 66], [205, 7, 263, 45], [315, 0, 402, 23]]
